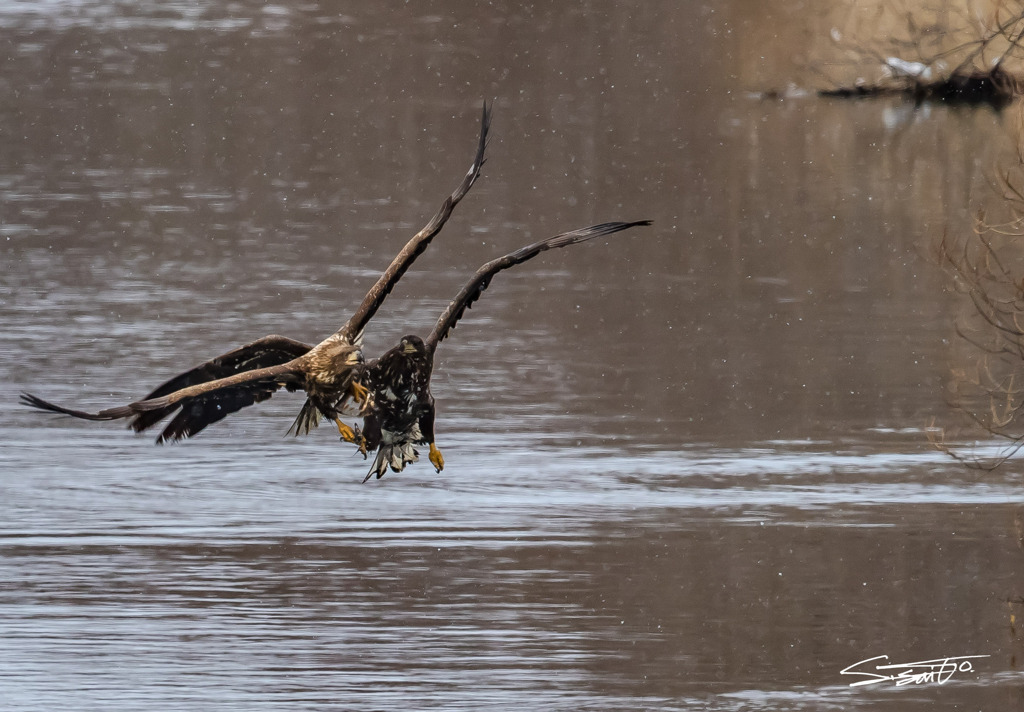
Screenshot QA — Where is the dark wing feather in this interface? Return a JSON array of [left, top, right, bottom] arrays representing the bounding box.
[[126, 361, 304, 442], [21, 104, 491, 443], [19, 392, 134, 420], [131, 334, 312, 433], [23, 361, 305, 443], [426, 220, 652, 351], [339, 100, 492, 339], [21, 335, 313, 439], [152, 376, 287, 443]]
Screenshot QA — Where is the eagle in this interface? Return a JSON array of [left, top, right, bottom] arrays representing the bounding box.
[[355, 219, 652, 481], [21, 102, 492, 444]]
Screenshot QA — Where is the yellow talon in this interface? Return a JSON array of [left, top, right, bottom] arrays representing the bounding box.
[[336, 418, 367, 454], [350, 380, 370, 405], [335, 418, 357, 443], [428, 442, 444, 472]]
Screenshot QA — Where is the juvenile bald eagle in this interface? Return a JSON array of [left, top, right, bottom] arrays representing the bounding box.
[[21, 102, 492, 444], [356, 219, 652, 481]]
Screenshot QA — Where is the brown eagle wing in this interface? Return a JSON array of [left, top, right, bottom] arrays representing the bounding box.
[[338, 100, 492, 340], [426, 220, 652, 352], [130, 334, 313, 433], [119, 361, 306, 443], [22, 358, 306, 444], [22, 104, 491, 443], [21, 335, 313, 439], [19, 392, 135, 422]]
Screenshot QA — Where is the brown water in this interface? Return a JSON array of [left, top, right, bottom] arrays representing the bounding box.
[[3, 2, 1024, 710]]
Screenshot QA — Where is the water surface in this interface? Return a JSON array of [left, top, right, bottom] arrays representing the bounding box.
[[3, 2, 1024, 710]]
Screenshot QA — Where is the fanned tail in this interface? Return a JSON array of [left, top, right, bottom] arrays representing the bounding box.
[[362, 441, 420, 483], [286, 398, 322, 436]]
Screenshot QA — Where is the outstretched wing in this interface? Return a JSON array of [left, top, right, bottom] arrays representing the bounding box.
[[338, 100, 492, 340], [425, 220, 652, 351], [21, 334, 312, 440], [22, 359, 306, 443], [123, 361, 307, 443], [21, 103, 491, 444], [131, 334, 312, 433]]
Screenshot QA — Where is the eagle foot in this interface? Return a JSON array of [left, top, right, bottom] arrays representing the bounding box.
[[429, 442, 445, 473], [356, 425, 368, 457], [335, 418, 358, 442], [349, 380, 370, 407], [337, 420, 368, 456]]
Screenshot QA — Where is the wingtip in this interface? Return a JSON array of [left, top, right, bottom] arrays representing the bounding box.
[[19, 392, 46, 412], [602, 219, 653, 236], [615, 220, 652, 229], [479, 99, 493, 150], [20, 391, 63, 413]]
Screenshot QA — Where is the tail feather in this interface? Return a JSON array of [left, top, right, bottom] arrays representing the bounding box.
[[286, 398, 322, 436], [362, 441, 419, 483]]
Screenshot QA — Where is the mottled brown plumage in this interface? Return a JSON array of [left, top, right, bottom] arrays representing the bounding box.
[[357, 220, 653, 481], [22, 102, 492, 444]]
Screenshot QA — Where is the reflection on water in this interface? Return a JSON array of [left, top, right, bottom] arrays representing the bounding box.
[[2, 1, 1024, 710]]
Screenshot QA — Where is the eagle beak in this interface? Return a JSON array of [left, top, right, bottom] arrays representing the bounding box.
[[402, 342, 418, 354]]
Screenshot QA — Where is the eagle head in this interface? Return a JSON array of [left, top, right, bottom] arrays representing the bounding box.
[[400, 335, 426, 355]]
